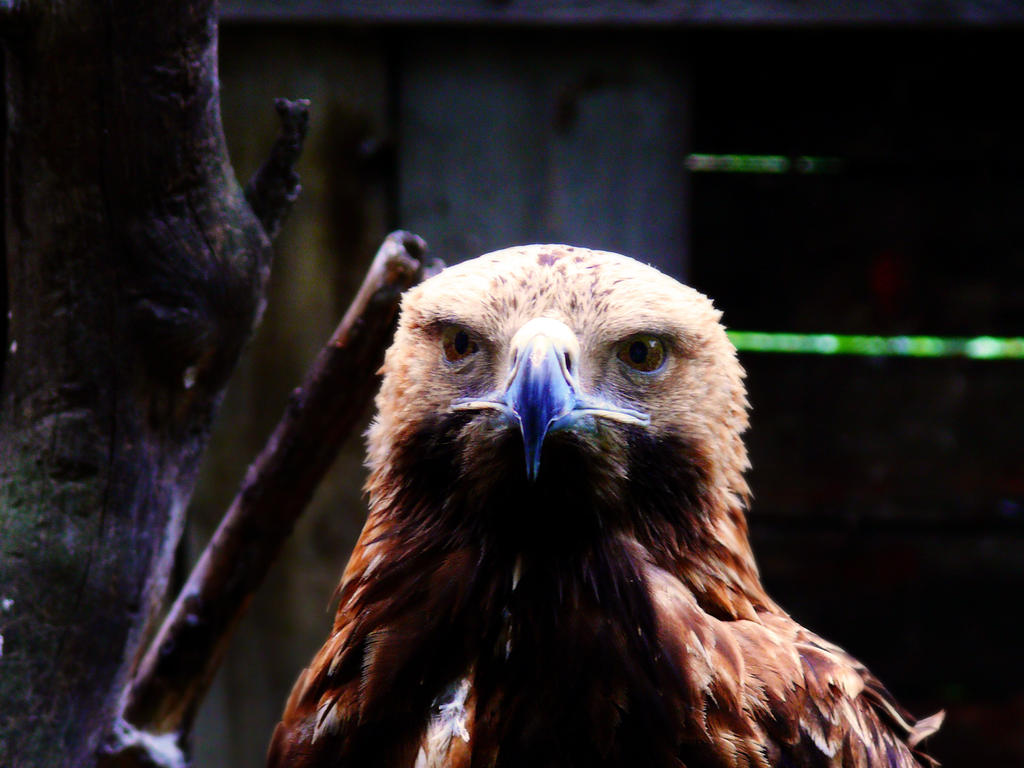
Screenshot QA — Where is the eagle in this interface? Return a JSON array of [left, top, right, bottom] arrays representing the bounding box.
[[267, 245, 942, 768]]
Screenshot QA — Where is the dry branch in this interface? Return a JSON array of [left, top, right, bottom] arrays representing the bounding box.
[[105, 232, 438, 762]]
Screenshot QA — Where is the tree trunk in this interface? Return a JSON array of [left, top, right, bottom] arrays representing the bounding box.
[[0, 2, 279, 765]]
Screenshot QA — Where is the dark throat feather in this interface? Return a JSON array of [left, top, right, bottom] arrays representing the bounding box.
[[343, 414, 764, 768]]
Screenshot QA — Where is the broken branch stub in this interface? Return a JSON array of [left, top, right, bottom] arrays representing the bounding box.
[[245, 98, 312, 241]]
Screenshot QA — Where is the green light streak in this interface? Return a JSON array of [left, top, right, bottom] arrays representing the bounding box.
[[726, 331, 1024, 360], [686, 154, 843, 174]]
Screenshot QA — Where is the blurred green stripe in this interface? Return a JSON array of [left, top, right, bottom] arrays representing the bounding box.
[[727, 331, 1024, 359], [686, 154, 843, 174]]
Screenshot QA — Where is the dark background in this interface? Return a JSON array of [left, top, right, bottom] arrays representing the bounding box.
[[691, 30, 1024, 766], [190, 13, 1024, 767]]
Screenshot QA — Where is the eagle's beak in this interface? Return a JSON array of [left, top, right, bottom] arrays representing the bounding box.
[[503, 321, 577, 482], [452, 317, 650, 482]]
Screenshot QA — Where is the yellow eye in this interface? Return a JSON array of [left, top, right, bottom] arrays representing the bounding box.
[[441, 325, 479, 362], [617, 335, 666, 372]]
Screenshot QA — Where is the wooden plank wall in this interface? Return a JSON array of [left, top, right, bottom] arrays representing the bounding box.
[[219, 0, 1024, 25], [193, 27, 690, 767], [191, 23, 1023, 768], [398, 35, 689, 275]]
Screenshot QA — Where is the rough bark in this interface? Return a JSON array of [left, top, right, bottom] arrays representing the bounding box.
[[0, 2, 300, 765]]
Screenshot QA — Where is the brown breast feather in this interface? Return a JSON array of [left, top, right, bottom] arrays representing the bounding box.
[[267, 537, 942, 768]]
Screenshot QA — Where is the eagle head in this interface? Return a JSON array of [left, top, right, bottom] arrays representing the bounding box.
[[364, 244, 763, 616]]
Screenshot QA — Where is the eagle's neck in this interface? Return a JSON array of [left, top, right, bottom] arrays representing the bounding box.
[[364, 415, 773, 626]]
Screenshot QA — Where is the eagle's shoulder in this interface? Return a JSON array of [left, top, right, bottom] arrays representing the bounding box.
[[645, 558, 942, 767]]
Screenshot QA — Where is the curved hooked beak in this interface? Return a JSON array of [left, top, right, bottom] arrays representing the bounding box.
[[453, 318, 649, 482]]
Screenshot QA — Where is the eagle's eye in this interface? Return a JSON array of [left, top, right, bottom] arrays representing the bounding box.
[[617, 334, 666, 373], [441, 325, 479, 362]]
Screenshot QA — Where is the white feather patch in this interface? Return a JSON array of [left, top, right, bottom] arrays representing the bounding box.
[[800, 715, 838, 757], [312, 698, 343, 743], [417, 677, 472, 767]]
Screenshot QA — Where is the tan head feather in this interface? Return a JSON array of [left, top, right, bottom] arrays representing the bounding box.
[[365, 244, 766, 617]]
